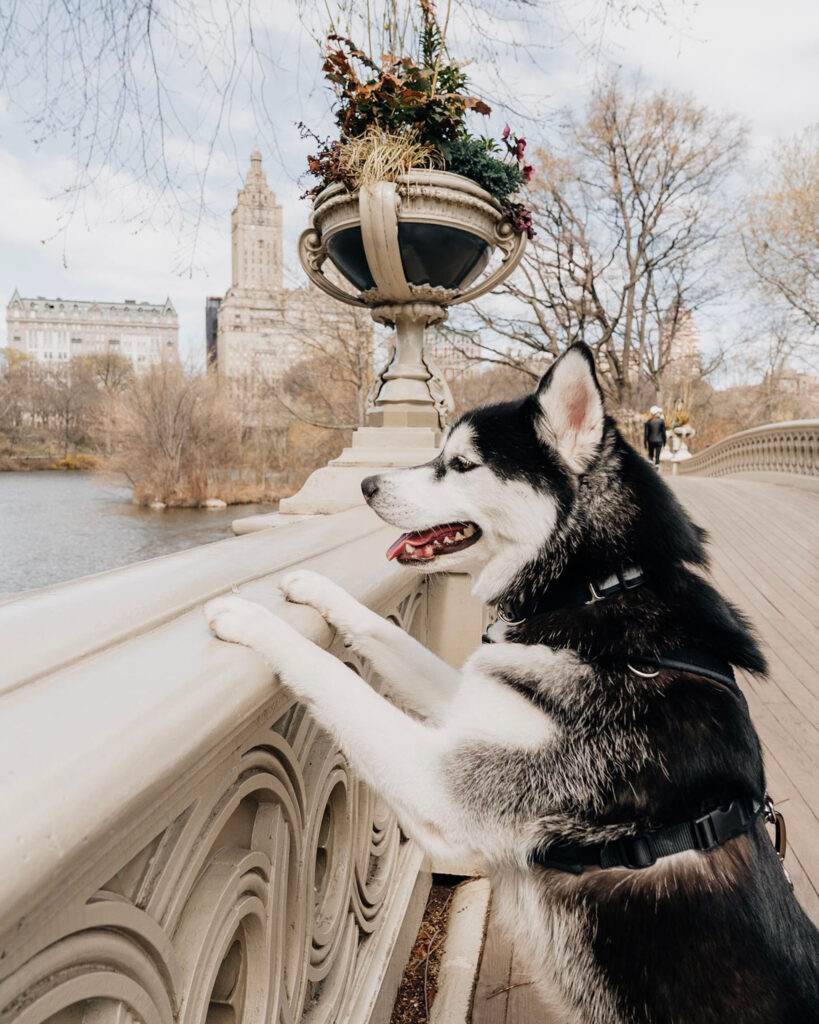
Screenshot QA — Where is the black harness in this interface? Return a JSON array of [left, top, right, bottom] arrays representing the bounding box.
[[483, 566, 788, 875]]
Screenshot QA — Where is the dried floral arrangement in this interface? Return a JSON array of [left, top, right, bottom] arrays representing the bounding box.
[[299, 0, 534, 237]]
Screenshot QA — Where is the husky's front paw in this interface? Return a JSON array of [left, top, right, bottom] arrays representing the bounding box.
[[205, 595, 272, 649], [279, 569, 349, 620]]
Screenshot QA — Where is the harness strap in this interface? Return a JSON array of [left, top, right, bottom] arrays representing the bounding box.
[[627, 645, 742, 698], [533, 798, 761, 875]]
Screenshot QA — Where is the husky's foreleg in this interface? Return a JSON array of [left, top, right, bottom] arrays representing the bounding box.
[[279, 569, 459, 723], [205, 595, 458, 853]]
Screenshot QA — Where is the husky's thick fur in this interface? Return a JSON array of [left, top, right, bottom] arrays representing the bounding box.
[[206, 343, 819, 1023]]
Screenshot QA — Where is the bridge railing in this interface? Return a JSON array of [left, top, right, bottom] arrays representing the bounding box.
[[672, 419, 819, 478], [0, 507, 480, 1024]]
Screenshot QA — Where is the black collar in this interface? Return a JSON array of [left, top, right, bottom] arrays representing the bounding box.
[[488, 564, 646, 635]]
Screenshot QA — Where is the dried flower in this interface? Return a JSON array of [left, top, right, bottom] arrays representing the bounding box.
[[502, 124, 510, 140], [523, 164, 534, 182]]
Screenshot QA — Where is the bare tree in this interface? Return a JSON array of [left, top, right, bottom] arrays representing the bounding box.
[[0, 349, 40, 455], [110, 359, 243, 506], [743, 126, 819, 337], [1, 1, 682, 251], [276, 307, 381, 430], [463, 76, 747, 414], [42, 361, 101, 458]]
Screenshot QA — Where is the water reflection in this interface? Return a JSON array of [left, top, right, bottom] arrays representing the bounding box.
[[0, 472, 274, 596]]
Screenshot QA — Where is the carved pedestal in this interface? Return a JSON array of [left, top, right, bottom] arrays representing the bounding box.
[[281, 171, 527, 515]]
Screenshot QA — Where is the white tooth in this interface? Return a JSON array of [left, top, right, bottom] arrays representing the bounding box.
[[404, 543, 414, 554], [464, 525, 475, 537], [443, 536, 453, 544], [455, 531, 464, 541]]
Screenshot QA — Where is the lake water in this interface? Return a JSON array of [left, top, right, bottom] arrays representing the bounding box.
[[0, 472, 274, 596]]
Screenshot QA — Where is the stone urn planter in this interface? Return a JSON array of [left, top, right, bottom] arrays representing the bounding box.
[[298, 169, 528, 430]]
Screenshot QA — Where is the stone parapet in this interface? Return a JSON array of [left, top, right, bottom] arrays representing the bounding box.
[[0, 507, 478, 1024], [672, 419, 818, 479]]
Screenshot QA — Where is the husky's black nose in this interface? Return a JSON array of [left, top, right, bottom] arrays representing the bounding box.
[[361, 475, 380, 500]]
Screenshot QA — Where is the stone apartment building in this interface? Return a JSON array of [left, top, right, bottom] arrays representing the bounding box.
[[5, 291, 178, 370], [210, 150, 372, 393], [427, 327, 485, 381]]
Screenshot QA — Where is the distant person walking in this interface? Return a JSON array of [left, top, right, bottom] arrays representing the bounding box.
[[644, 406, 666, 469]]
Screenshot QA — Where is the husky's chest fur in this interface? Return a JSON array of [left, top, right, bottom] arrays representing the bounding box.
[[207, 343, 819, 1023]]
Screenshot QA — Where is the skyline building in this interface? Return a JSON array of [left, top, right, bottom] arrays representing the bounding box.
[[5, 290, 178, 370], [211, 150, 372, 392]]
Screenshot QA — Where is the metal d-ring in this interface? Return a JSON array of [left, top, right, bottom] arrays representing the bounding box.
[[627, 662, 660, 679]]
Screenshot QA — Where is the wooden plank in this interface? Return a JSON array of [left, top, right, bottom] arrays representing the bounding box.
[[742, 686, 819, 829], [702, 499, 819, 620], [508, 943, 554, 1023], [676, 480, 819, 596], [675, 487, 819, 721], [753, 741, 819, 925], [472, 897, 513, 1024], [705, 480, 818, 563]]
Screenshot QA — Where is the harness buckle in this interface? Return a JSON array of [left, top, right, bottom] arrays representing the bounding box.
[[603, 834, 656, 869], [693, 813, 719, 850]]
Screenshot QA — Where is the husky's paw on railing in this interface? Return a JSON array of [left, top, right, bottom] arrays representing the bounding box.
[[0, 508, 479, 1024]]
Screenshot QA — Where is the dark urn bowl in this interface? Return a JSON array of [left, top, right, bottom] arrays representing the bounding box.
[[326, 222, 490, 293]]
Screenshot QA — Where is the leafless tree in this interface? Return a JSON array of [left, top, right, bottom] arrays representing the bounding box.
[[279, 311, 381, 430], [42, 361, 101, 457], [742, 126, 819, 337], [109, 358, 243, 506], [0, 349, 39, 454], [1, 0, 683, 254], [461, 75, 747, 415]]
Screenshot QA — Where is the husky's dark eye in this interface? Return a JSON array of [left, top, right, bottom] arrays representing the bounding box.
[[450, 455, 478, 473]]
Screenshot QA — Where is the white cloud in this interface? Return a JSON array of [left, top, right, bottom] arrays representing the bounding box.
[[1, 0, 817, 366]]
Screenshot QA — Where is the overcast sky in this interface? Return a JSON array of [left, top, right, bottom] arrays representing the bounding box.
[[0, 0, 816, 364]]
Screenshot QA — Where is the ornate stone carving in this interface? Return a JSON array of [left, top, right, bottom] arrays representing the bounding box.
[[420, 347, 456, 426], [359, 284, 461, 306], [673, 420, 818, 478], [0, 580, 427, 1024]]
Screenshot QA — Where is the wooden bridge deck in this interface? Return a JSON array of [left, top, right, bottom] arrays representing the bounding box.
[[471, 476, 819, 1024]]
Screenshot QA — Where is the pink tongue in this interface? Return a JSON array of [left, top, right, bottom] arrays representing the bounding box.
[[386, 528, 439, 561]]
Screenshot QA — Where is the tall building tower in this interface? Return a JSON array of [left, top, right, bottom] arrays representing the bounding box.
[[230, 149, 283, 292], [214, 150, 373, 395]]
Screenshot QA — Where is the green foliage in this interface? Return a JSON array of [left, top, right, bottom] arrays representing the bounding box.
[[440, 137, 525, 204], [302, 1, 533, 235]]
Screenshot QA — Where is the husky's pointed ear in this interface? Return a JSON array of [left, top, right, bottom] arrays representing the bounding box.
[[535, 344, 605, 472]]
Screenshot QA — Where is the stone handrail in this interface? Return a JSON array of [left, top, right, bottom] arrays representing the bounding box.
[[672, 419, 819, 478], [0, 508, 466, 1024]]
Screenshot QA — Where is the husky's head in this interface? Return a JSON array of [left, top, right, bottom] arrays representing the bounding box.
[[362, 343, 611, 603]]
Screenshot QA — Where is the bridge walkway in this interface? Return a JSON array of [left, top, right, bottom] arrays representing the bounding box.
[[471, 476, 819, 1024]]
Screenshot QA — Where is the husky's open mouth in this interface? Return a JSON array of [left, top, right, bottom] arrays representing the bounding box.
[[386, 522, 481, 564]]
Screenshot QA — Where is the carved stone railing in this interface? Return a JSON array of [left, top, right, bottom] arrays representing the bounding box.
[[672, 420, 819, 479], [0, 508, 478, 1024]]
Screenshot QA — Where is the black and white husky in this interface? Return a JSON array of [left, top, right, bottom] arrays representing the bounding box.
[[206, 343, 819, 1023]]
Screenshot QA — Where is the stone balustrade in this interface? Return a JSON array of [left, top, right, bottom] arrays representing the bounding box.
[[0, 507, 479, 1024], [672, 419, 819, 479]]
